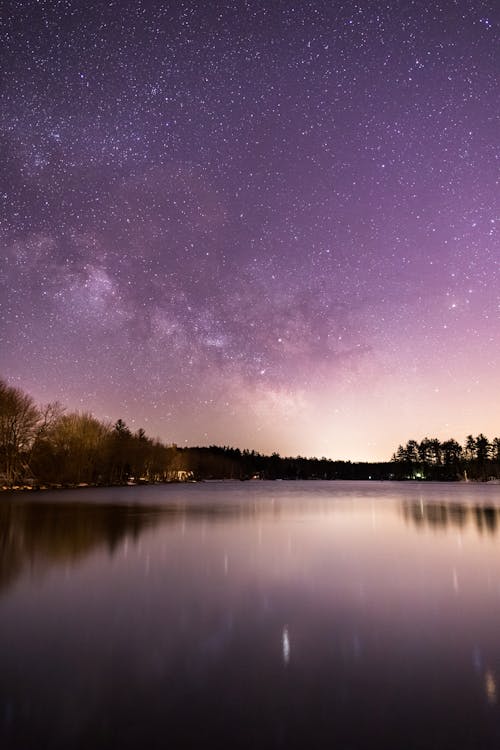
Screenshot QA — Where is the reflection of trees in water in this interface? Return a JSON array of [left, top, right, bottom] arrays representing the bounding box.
[[402, 501, 499, 535], [0, 500, 166, 595], [0, 496, 282, 596]]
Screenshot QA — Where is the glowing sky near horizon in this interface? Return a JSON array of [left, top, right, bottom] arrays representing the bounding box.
[[1, 0, 499, 460]]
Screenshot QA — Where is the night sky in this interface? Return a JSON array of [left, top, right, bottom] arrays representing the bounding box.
[[1, 1, 499, 460]]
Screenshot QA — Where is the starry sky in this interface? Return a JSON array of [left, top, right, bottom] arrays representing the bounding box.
[[1, 0, 499, 461]]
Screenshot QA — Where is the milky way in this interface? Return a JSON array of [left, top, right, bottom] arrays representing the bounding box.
[[1, 1, 499, 460]]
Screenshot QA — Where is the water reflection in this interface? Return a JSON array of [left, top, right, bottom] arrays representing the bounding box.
[[0, 491, 277, 595], [282, 626, 290, 665], [0, 499, 164, 595], [3, 483, 500, 748], [401, 499, 500, 534], [3, 490, 500, 599], [485, 670, 498, 704]]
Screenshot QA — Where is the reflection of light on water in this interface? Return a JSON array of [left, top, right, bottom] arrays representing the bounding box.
[[485, 670, 497, 704], [282, 626, 290, 665], [224, 553, 229, 575], [452, 568, 459, 593]]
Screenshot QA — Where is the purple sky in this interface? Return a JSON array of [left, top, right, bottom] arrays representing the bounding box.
[[1, 0, 499, 460]]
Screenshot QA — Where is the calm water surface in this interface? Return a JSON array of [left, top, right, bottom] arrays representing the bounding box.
[[2, 481, 500, 749]]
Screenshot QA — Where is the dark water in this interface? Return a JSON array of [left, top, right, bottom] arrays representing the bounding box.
[[2, 481, 500, 749]]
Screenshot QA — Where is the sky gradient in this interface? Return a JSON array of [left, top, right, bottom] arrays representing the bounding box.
[[1, 0, 499, 460]]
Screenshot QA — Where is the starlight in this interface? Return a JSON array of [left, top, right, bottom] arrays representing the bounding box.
[[0, 0, 498, 460]]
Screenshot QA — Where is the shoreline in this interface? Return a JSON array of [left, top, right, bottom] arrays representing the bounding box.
[[4, 476, 497, 494]]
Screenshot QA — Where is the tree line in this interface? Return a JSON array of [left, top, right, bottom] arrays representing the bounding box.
[[0, 378, 394, 487], [1, 378, 498, 487], [0, 379, 174, 487], [391, 435, 500, 481]]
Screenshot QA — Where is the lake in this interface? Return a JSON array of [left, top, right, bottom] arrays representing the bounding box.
[[2, 480, 500, 749]]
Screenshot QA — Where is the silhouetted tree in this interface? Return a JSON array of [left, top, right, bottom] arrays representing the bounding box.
[[417, 438, 432, 466], [428, 438, 442, 465], [0, 379, 40, 484], [492, 438, 500, 463], [465, 435, 476, 461], [475, 434, 491, 464], [441, 439, 462, 467]]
